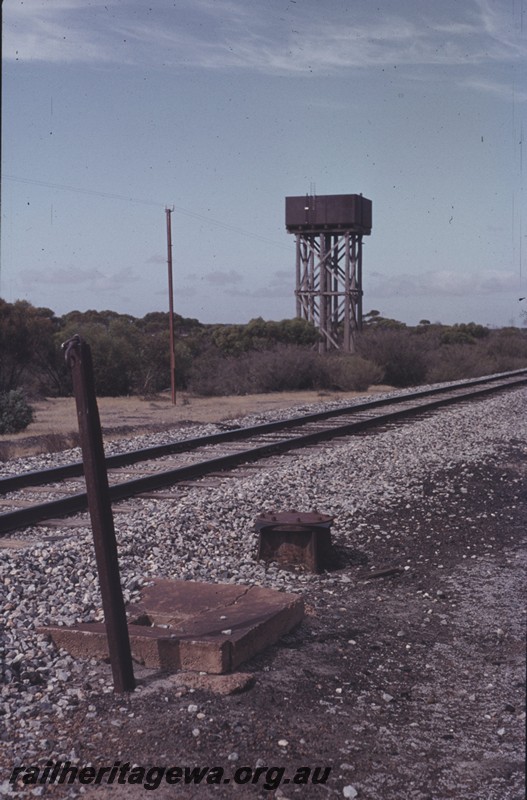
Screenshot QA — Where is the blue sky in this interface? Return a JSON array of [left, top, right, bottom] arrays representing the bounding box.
[[2, 0, 526, 326]]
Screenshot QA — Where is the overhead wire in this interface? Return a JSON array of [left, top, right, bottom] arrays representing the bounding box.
[[4, 173, 291, 251]]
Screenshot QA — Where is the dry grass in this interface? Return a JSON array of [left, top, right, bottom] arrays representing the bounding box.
[[0, 387, 391, 460]]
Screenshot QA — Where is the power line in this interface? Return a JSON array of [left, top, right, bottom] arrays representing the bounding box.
[[4, 174, 290, 250], [5, 174, 162, 207]]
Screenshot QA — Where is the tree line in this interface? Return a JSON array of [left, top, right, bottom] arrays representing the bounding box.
[[1, 298, 527, 400]]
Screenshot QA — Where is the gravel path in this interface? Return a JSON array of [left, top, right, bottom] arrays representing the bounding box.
[[1, 386, 525, 799]]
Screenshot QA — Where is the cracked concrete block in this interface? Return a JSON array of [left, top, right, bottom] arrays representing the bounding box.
[[39, 579, 304, 674]]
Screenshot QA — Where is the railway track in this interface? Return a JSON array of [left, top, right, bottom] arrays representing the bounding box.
[[1, 369, 526, 536]]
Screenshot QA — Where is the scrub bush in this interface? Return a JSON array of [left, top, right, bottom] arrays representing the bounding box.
[[188, 346, 382, 396], [0, 390, 34, 434], [188, 346, 324, 396], [358, 329, 428, 387], [324, 354, 384, 391]]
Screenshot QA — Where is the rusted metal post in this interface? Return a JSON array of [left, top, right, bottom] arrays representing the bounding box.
[[63, 335, 135, 693], [166, 207, 176, 405]]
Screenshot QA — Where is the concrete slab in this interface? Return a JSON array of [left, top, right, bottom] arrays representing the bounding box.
[[39, 579, 304, 674]]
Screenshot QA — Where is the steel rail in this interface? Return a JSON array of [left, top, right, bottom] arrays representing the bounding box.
[[0, 373, 525, 535], [1, 368, 526, 495]]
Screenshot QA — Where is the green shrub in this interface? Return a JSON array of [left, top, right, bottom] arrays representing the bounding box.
[[188, 346, 382, 396], [358, 329, 428, 387], [439, 322, 490, 346], [486, 328, 527, 368], [188, 346, 325, 396], [243, 348, 327, 393], [0, 390, 34, 434], [0, 299, 58, 393], [425, 346, 496, 382], [324, 355, 384, 391]]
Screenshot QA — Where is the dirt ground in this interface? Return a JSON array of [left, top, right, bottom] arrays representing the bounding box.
[[0, 389, 390, 459], [2, 392, 525, 798], [4, 443, 525, 799]]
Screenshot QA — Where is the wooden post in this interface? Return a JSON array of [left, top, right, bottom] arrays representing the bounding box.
[[166, 207, 176, 405], [63, 335, 135, 693]]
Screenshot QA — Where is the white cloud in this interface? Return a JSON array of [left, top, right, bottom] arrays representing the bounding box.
[[231, 269, 292, 299], [5, 0, 127, 64], [92, 268, 140, 291], [174, 285, 198, 298], [147, 254, 167, 265], [367, 268, 518, 298], [459, 77, 527, 103], [5, 0, 525, 74], [203, 269, 243, 286], [20, 266, 139, 291], [20, 266, 95, 285]]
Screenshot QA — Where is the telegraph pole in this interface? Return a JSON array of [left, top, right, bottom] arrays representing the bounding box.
[[165, 207, 176, 404]]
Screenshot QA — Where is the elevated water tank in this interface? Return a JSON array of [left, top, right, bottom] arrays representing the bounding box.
[[285, 194, 372, 234]]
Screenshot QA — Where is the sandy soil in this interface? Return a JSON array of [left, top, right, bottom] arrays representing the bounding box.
[[0, 388, 391, 459]]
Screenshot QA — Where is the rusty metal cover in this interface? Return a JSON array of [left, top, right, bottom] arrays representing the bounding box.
[[255, 512, 334, 573], [255, 511, 333, 529]]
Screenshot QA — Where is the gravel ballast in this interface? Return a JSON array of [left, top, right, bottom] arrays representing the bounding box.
[[1, 386, 525, 799]]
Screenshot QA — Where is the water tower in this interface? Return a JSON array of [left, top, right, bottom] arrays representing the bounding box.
[[285, 193, 372, 352]]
